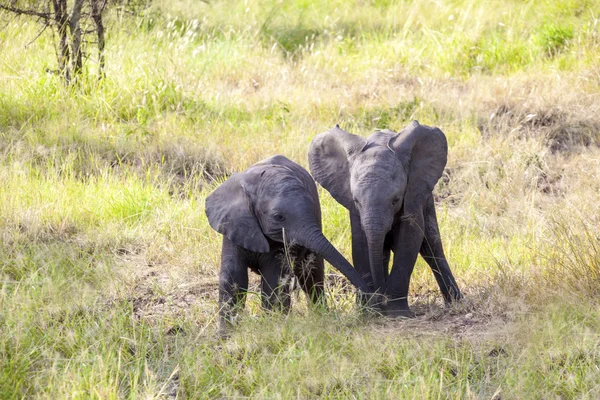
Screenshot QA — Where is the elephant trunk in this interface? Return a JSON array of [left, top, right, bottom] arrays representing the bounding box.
[[361, 215, 392, 294], [365, 234, 386, 291], [294, 225, 370, 293]]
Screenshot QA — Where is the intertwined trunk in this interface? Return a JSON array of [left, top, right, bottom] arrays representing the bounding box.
[[295, 225, 369, 293], [360, 213, 392, 310], [366, 234, 386, 291], [361, 215, 389, 292]]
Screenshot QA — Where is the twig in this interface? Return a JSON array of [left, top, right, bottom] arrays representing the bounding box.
[[0, 5, 52, 20], [25, 23, 49, 48]]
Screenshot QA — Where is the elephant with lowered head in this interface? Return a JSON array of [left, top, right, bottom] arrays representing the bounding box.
[[309, 121, 462, 317], [206, 155, 370, 333]]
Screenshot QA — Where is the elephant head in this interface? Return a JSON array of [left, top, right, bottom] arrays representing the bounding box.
[[205, 155, 370, 293], [308, 121, 447, 293]]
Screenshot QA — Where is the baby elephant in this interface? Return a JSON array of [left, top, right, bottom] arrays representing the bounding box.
[[205, 155, 369, 333], [309, 121, 462, 317]]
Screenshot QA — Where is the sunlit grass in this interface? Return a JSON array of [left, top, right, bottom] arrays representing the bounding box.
[[1, 0, 600, 397]]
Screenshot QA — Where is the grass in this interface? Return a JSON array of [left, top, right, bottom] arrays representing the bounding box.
[[1, 0, 600, 397]]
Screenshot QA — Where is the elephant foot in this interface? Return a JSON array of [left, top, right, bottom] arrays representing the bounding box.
[[357, 291, 386, 311], [451, 289, 464, 302], [217, 320, 232, 339], [385, 298, 415, 319], [443, 286, 464, 305]]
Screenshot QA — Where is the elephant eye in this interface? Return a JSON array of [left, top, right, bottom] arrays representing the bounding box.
[[392, 197, 400, 206], [273, 213, 286, 223]]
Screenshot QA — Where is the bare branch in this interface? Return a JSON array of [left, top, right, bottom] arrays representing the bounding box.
[[25, 23, 49, 48], [0, 4, 52, 20]]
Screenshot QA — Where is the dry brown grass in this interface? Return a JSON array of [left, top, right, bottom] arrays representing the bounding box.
[[2, 0, 600, 397]]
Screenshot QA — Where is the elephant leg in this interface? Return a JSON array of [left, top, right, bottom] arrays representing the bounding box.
[[350, 211, 383, 309], [259, 252, 292, 313], [419, 196, 462, 303], [386, 213, 425, 318], [218, 238, 250, 335], [294, 251, 326, 308]]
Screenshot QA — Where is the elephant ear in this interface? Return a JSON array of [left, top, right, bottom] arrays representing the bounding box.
[[389, 120, 448, 216], [205, 172, 270, 253], [308, 125, 366, 210]]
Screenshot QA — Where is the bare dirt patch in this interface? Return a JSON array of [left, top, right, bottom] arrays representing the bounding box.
[[371, 308, 512, 344], [126, 262, 219, 326], [129, 278, 217, 322], [120, 248, 518, 345]]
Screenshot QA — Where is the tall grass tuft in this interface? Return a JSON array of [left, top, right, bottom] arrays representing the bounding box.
[[546, 217, 600, 296]]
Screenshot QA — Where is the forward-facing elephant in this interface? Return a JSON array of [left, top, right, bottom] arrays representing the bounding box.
[[205, 155, 370, 332], [309, 121, 462, 317]]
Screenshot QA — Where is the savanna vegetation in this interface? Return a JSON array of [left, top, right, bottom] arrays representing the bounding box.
[[1, 0, 600, 397]]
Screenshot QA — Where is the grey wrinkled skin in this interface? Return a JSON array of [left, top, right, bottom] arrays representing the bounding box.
[[309, 121, 462, 318], [205, 155, 369, 334]]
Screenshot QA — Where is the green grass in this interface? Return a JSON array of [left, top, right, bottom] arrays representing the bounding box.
[[1, 0, 600, 397]]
